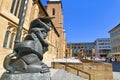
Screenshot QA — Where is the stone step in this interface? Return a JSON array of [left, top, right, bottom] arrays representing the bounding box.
[[0, 69, 5, 77], [0, 68, 88, 80], [50, 69, 88, 80]]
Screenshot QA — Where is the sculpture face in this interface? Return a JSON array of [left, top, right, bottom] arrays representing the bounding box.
[[41, 29, 48, 38], [3, 18, 51, 73], [36, 28, 48, 39]]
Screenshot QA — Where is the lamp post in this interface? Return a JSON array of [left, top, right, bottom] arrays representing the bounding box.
[[14, 0, 28, 45], [92, 48, 95, 61]]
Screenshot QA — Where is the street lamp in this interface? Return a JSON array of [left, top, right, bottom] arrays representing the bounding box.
[[92, 48, 95, 61]]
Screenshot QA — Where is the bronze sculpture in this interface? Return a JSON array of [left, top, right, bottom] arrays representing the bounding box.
[[3, 18, 51, 74], [0, 0, 52, 80]]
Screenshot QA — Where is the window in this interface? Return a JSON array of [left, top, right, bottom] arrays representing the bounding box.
[[18, 0, 24, 18], [52, 8, 55, 15], [9, 33, 15, 48], [118, 29, 120, 34], [3, 26, 16, 49], [3, 31, 10, 48], [10, 0, 16, 13], [14, 0, 20, 16], [77, 49, 80, 52], [10, 0, 24, 18], [99, 46, 101, 48]]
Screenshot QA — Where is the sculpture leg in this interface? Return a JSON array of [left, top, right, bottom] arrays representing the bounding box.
[[21, 54, 50, 73], [25, 62, 50, 73], [10, 53, 49, 73], [3, 51, 17, 73]]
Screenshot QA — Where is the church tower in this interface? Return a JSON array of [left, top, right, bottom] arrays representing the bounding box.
[[46, 0, 66, 58], [47, 0, 63, 31]]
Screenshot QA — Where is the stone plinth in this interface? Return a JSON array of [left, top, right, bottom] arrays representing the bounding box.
[[0, 72, 51, 80]]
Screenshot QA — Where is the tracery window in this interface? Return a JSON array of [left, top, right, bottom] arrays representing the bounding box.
[[3, 31, 10, 48], [3, 26, 16, 49]]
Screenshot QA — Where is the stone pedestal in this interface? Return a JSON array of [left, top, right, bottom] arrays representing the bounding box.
[[0, 72, 51, 80]]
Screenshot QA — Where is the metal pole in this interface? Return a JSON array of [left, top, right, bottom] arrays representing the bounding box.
[[14, 0, 28, 45]]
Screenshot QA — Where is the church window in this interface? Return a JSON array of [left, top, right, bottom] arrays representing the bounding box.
[[3, 26, 16, 49], [3, 31, 10, 48], [9, 33, 15, 48], [52, 8, 55, 15], [10, 0, 16, 13], [10, 0, 24, 18]]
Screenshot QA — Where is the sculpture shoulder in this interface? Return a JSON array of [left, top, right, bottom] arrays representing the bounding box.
[[24, 33, 38, 41]]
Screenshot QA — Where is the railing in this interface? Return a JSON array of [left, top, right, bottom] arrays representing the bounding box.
[[52, 62, 91, 80]]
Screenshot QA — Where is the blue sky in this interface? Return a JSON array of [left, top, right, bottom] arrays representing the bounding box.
[[41, 0, 120, 43]]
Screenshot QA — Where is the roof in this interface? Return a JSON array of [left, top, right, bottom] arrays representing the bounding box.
[[96, 38, 110, 40], [67, 42, 95, 44], [109, 24, 120, 33]]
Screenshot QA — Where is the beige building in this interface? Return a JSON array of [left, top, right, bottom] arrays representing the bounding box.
[[65, 46, 72, 58], [109, 24, 120, 62], [0, 0, 66, 69], [46, 0, 66, 58]]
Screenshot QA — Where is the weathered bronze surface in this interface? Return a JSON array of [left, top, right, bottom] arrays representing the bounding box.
[[3, 18, 51, 74]]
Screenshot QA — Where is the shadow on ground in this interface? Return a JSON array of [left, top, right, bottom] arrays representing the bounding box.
[[109, 62, 120, 72]]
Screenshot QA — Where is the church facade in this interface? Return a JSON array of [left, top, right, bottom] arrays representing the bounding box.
[[0, 0, 66, 69], [46, 0, 66, 58]]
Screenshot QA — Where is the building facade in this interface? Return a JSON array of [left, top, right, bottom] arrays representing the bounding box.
[[67, 42, 95, 57], [65, 46, 72, 58], [109, 24, 120, 52], [95, 38, 111, 57], [109, 24, 120, 62], [0, 0, 66, 69], [46, 0, 66, 58]]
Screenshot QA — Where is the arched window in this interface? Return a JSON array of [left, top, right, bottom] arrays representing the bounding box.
[[9, 33, 15, 48], [3, 31, 10, 48], [52, 8, 55, 15], [3, 26, 16, 49]]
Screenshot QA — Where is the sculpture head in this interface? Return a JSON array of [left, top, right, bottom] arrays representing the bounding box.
[[28, 18, 51, 38], [30, 18, 50, 31]]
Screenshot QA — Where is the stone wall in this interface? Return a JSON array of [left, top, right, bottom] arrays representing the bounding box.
[[51, 61, 113, 80]]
